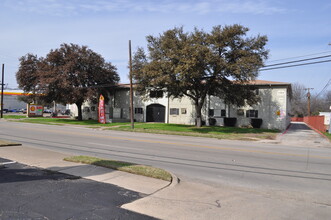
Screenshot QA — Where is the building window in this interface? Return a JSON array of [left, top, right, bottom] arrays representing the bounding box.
[[210, 109, 226, 117], [135, 108, 143, 114], [221, 109, 226, 117], [170, 108, 179, 115], [208, 109, 214, 117], [246, 110, 258, 118], [181, 108, 187, 114], [237, 109, 244, 116], [150, 90, 163, 98]]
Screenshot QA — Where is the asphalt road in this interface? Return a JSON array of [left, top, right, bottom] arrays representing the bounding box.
[[0, 158, 155, 220], [1, 121, 331, 202]]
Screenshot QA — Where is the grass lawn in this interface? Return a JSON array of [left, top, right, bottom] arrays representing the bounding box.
[[106, 123, 279, 140], [324, 132, 331, 141], [64, 155, 172, 181], [3, 115, 27, 119], [5, 116, 279, 140], [5, 116, 107, 127]]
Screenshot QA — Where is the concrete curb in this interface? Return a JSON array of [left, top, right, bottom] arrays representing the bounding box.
[[0, 145, 175, 195], [169, 172, 180, 187], [146, 172, 179, 196], [0, 143, 22, 147]]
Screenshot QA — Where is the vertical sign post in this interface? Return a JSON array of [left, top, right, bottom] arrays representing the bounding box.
[[129, 40, 134, 129], [98, 94, 106, 124]]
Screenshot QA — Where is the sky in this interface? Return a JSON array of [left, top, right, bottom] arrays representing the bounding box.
[[0, 0, 330, 96]]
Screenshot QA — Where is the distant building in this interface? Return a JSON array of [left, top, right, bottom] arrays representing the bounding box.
[[70, 80, 292, 131], [0, 90, 66, 113], [319, 112, 331, 127], [0, 90, 28, 111]]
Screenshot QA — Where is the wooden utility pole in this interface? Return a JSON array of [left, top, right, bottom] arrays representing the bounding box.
[[0, 64, 4, 118], [129, 40, 134, 129], [305, 88, 313, 116]]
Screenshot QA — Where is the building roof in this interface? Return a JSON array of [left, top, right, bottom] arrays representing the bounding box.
[[2, 90, 29, 96], [116, 80, 291, 88], [245, 80, 291, 86]]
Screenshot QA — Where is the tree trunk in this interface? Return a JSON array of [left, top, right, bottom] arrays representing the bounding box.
[[195, 102, 203, 128], [76, 102, 83, 121]]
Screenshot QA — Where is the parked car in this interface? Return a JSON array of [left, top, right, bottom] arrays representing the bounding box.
[[8, 109, 18, 112], [43, 109, 52, 113], [21, 109, 27, 114], [2, 108, 8, 113], [61, 109, 71, 115]]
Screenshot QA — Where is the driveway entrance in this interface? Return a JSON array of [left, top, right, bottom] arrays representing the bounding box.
[[279, 122, 330, 147], [146, 104, 165, 123]]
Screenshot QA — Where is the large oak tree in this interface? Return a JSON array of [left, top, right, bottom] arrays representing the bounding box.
[[16, 43, 119, 120], [132, 25, 268, 127]]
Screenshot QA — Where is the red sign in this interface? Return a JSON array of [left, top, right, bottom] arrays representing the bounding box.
[[98, 94, 106, 124]]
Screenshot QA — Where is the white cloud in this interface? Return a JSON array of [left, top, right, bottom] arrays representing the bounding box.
[[216, 1, 286, 15], [2, 0, 287, 16]]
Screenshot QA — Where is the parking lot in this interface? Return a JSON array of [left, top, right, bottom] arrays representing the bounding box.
[[0, 159, 155, 219]]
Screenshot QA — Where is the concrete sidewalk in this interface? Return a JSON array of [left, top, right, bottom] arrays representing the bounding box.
[[278, 122, 331, 148], [2, 144, 331, 219], [0, 145, 170, 195]]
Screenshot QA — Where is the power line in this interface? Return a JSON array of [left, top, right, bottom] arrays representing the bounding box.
[[316, 79, 331, 98], [263, 54, 331, 67], [260, 59, 331, 71], [266, 50, 331, 63]]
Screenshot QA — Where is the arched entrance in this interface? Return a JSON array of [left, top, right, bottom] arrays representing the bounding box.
[[146, 104, 165, 122]]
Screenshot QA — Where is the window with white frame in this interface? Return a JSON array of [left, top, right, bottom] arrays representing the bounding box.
[[170, 108, 179, 115], [246, 110, 258, 118]]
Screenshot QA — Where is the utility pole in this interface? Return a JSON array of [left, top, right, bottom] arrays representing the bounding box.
[[129, 40, 134, 129], [0, 64, 4, 118], [329, 42, 331, 133], [305, 88, 314, 116]]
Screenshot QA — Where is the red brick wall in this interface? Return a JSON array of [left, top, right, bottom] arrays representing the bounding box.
[[291, 117, 304, 122], [303, 116, 326, 132]]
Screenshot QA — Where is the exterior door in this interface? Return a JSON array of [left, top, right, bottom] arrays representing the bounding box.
[[146, 104, 165, 122]]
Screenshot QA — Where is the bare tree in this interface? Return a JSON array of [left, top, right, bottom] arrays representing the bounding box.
[[290, 82, 307, 117]]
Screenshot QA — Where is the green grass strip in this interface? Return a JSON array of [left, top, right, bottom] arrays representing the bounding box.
[[64, 155, 172, 182], [3, 115, 27, 119], [324, 132, 331, 141], [6, 116, 279, 140], [106, 123, 279, 140]]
